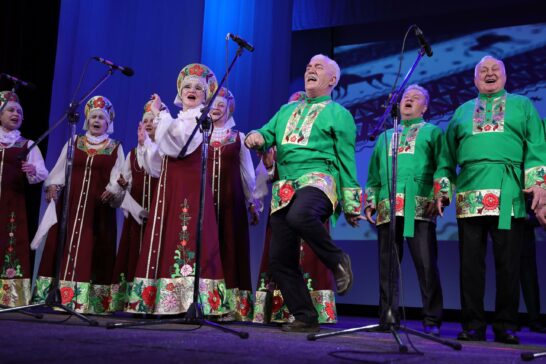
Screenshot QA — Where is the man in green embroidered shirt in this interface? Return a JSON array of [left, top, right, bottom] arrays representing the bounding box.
[[364, 84, 444, 336], [245, 54, 363, 333], [435, 56, 546, 345]]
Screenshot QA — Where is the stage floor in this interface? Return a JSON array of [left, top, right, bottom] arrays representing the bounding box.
[[1, 312, 545, 363]]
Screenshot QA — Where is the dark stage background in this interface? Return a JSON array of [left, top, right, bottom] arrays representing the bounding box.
[[2, 0, 545, 314]]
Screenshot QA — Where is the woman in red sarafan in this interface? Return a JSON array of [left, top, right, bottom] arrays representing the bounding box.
[[207, 87, 261, 321], [0, 91, 48, 307], [33, 95, 125, 314], [108, 100, 166, 312], [125, 64, 230, 316]]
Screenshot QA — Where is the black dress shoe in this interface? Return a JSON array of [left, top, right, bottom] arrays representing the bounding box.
[[334, 253, 353, 296], [529, 323, 546, 334], [281, 320, 320, 333], [423, 325, 441, 337], [494, 329, 520, 345], [457, 329, 486, 341]]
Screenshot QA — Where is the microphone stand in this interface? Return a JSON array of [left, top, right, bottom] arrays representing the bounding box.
[[307, 48, 461, 353], [106, 46, 249, 339], [0, 68, 117, 326]]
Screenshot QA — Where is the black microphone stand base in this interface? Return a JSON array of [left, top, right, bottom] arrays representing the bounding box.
[[105, 302, 249, 339], [521, 351, 546, 361], [307, 321, 462, 353], [0, 287, 98, 326], [0, 304, 43, 319]]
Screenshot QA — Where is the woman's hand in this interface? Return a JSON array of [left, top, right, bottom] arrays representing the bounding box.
[[46, 185, 60, 202]]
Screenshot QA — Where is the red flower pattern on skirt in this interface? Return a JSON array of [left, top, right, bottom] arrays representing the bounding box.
[[208, 289, 221, 311], [60, 287, 75, 305], [142, 286, 157, 307], [325, 302, 336, 320], [239, 297, 250, 317], [272, 295, 283, 313]]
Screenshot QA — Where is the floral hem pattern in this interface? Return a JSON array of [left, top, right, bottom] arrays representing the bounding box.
[[433, 177, 454, 203], [270, 172, 337, 214], [253, 289, 336, 324], [455, 189, 515, 218], [0, 278, 31, 307], [376, 193, 435, 225], [342, 187, 363, 215], [32, 276, 112, 314], [524, 166, 546, 190], [125, 277, 230, 315]]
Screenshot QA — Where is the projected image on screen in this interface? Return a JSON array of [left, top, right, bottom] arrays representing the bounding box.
[[331, 23, 546, 241]]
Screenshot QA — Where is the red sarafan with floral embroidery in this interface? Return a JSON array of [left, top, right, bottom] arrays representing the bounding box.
[[0, 138, 35, 307], [34, 135, 122, 314], [206, 128, 254, 321], [125, 146, 230, 317], [109, 147, 159, 312]]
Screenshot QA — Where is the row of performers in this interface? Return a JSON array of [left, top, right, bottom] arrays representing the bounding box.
[[0, 63, 338, 324]]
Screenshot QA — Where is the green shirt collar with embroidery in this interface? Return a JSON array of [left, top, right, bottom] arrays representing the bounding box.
[[478, 89, 506, 100], [401, 116, 424, 127], [304, 94, 331, 104]]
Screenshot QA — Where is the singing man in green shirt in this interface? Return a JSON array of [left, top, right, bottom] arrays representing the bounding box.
[[435, 56, 546, 345], [245, 54, 363, 333], [364, 84, 444, 336]]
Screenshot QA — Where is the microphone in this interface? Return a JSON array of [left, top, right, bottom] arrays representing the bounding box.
[[92, 57, 135, 76], [0, 73, 36, 90], [226, 33, 255, 52], [414, 27, 433, 57]]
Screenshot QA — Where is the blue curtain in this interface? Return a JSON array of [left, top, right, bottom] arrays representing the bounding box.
[[47, 0, 205, 166], [201, 0, 293, 133]]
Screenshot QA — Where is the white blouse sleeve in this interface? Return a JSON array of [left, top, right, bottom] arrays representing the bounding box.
[[44, 141, 69, 188], [122, 150, 133, 193], [155, 110, 203, 158], [238, 132, 258, 206], [105, 143, 125, 195], [139, 135, 162, 178], [255, 160, 272, 201], [25, 140, 49, 184]]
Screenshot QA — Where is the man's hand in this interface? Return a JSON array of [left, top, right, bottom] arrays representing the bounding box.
[[364, 206, 376, 225], [244, 132, 265, 150], [435, 197, 448, 217], [524, 186, 546, 212], [425, 200, 439, 218], [345, 212, 365, 228]]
